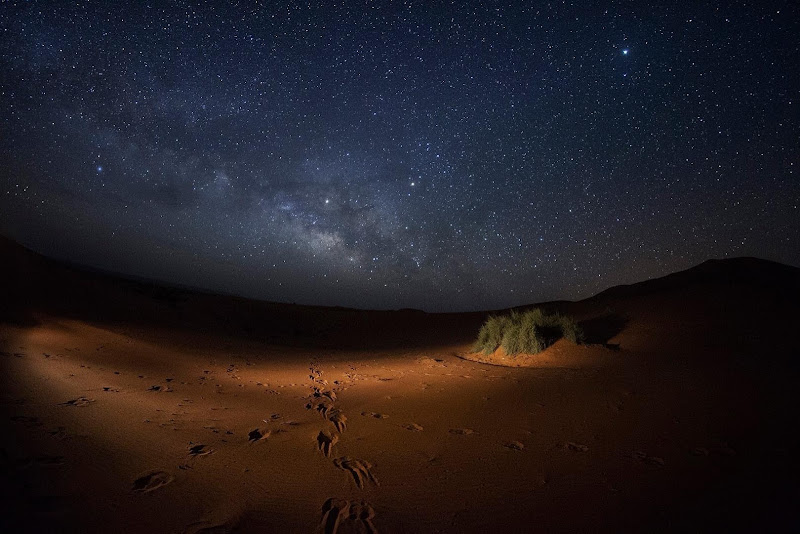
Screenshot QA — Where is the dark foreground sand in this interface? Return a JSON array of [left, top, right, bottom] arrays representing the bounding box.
[[2, 237, 799, 533]]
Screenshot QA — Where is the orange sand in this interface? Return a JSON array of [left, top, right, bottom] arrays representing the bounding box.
[[2, 237, 798, 532]]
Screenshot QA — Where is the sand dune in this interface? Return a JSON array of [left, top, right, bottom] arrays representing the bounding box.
[[2, 237, 799, 532]]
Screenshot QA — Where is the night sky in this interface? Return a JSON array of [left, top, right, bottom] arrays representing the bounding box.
[[1, 2, 798, 311]]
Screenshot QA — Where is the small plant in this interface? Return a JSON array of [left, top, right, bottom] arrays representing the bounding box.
[[472, 314, 511, 354], [559, 315, 585, 344], [473, 308, 584, 357], [518, 311, 546, 354], [500, 318, 523, 356]]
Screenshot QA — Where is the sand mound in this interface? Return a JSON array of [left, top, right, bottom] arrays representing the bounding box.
[[2, 238, 799, 532]]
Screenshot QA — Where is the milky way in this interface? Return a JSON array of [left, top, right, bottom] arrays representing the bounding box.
[[1, 2, 798, 311]]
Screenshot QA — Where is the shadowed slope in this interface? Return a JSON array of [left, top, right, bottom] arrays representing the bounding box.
[[2, 236, 800, 533], [0, 235, 484, 350], [3, 235, 799, 356], [590, 257, 800, 301]]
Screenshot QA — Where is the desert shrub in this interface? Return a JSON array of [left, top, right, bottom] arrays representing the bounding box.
[[473, 308, 583, 357], [473, 314, 511, 354], [501, 318, 524, 356], [558, 314, 585, 344], [517, 312, 545, 354]]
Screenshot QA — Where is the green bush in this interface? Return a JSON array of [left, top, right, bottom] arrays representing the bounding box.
[[473, 314, 511, 354], [473, 308, 584, 357], [559, 315, 585, 344], [500, 318, 523, 356], [518, 312, 546, 354]]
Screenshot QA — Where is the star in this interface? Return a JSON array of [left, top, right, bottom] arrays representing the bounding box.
[[0, 1, 795, 311]]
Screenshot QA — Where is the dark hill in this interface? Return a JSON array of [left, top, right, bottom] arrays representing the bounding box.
[[2, 235, 799, 353], [589, 257, 800, 302]]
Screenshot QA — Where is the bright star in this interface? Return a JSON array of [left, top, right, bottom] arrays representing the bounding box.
[[97, 166, 103, 172], [622, 49, 629, 55]]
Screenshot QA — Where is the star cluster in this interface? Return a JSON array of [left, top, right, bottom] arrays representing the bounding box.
[[1, 1, 798, 311]]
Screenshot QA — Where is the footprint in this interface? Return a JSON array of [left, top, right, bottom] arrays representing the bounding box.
[[39, 454, 66, 466], [712, 442, 737, 457], [132, 470, 173, 493], [317, 430, 339, 458], [10, 415, 41, 426], [61, 397, 94, 407], [318, 390, 337, 402], [248, 428, 271, 442], [183, 518, 238, 534], [690, 444, 736, 457], [361, 412, 388, 419], [632, 450, 664, 466], [505, 440, 525, 451], [565, 442, 588, 452], [333, 457, 379, 489], [320, 498, 377, 534], [403, 423, 423, 432], [308, 397, 335, 418], [188, 444, 213, 457], [48, 427, 69, 440], [328, 410, 347, 433], [449, 428, 475, 435], [19, 455, 66, 468]]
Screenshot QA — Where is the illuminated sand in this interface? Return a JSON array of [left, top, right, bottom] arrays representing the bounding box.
[[2, 241, 799, 532]]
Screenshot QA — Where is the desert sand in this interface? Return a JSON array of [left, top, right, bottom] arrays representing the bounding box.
[[2, 236, 799, 533]]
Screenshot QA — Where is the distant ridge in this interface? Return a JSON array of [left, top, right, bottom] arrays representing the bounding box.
[[587, 257, 800, 303], [2, 234, 799, 317]]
